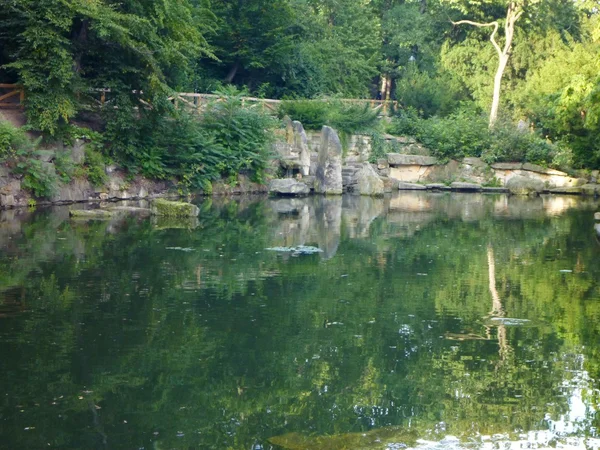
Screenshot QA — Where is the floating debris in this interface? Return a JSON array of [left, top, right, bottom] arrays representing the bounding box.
[[166, 247, 195, 252], [559, 269, 573, 273], [265, 245, 323, 255], [488, 317, 531, 326]]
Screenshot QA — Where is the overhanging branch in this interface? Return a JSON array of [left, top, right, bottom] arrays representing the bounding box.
[[451, 19, 502, 56]]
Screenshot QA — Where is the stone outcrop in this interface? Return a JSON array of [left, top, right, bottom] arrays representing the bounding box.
[[150, 199, 200, 217], [506, 176, 544, 196], [450, 182, 482, 192], [69, 209, 113, 219], [356, 163, 384, 196], [269, 178, 310, 196], [398, 182, 427, 190], [314, 126, 343, 195], [387, 154, 438, 166], [292, 121, 311, 176]]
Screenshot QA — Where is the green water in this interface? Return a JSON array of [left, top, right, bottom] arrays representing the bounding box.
[[1, 193, 600, 450]]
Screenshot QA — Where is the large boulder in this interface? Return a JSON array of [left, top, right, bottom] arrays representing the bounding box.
[[150, 198, 200, 217], [398, 182, 426, 190], [356, 164, 384, 196], [387, 154, 438, 166], [315, 126, 343, 195], [506, 176, 544, 196], [269, 178, 310, 196], [292, 121, 311, 176]]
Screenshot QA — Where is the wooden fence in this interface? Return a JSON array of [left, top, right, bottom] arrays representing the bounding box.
[[0, 84, 24, 109], [1, 86, 398, 115]]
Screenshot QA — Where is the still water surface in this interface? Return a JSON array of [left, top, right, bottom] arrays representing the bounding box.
[[1, 193, 600, 450]]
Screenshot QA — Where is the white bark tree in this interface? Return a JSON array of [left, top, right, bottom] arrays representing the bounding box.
[[451, 2, 523, 127]]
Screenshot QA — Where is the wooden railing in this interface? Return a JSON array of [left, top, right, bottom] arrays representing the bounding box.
[[0, 84, 24, 109], [1, 86, 398, 116]]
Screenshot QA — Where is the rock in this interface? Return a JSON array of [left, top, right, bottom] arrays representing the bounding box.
[[506, 176, 544, 195], [300, 175, 315, 190], [292, 121, 311, 176], [378, 168, 390, 177], [70, 139, 86, 164], [595, 212, 600, 221], [280, 158, 303, 170], [581, 184, 600, 196], [450, 182, 482, 192], [387, 154, 438, 166], [380, 176, 399, 193], [105, 206, 152, 215], [0, 179, 21, 195], [35, 150, 56, 162], [426, 183, 451, 191], [491, 162, 523, 170], [482, 187, 509, 193], [0, 194, 15, 207], [398, 182, 427, 190], [463, 157, 486, 168], [548, 187, 582, 195], [268, 178, 310, 196], [356, 164, 384, 196], [377, 158, 389, 170], [69, 209, 113, 219], [521, 163, 567, 176], [150, 198, 200, 217], [315, 126, 343, 195], [0, 166, 10, 177]]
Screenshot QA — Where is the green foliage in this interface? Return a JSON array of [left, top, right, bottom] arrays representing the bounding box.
[[15, 157, 57, 198], [54, 151, 76, 183], [0, 120, 32, 159], [279, 100, 380, 134], [279, 100, 330, 130], [84, 147, 107, 187]]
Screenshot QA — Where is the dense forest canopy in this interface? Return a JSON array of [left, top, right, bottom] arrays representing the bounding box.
[[0, 0, 599, 168]]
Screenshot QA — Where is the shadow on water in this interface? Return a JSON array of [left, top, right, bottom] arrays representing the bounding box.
[[1, 192, 600, 449]]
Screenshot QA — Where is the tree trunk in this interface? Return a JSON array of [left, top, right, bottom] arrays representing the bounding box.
[[451, 2, 523, 127], [489, 53, 509, 127], [224, 61, 240, 83]]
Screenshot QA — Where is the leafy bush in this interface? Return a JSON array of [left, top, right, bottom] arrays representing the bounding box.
[[278, 99, 330, 130], [84, 148, 108, 187], [328, 102, 380, 135], [54, 151, 76, 183], [482, 122, 570, 167], [0, 120, 33, 159], [415, 110, 490, 160], [104, 87, 275, 189], [15, 158, 58, 198]]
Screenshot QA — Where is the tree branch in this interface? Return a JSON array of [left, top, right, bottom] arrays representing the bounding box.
[[451, 19, 502, 57]]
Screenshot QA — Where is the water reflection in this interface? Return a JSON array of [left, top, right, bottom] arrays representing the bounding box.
[[0, 193, 599, 449]]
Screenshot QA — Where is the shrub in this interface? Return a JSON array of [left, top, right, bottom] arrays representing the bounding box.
[[416, 110, 490, 160], [15, 158, 57, 198], [0, 120, 32, 159], [54, 151, 76, 183], [84, 147, 108, 187], [278, 99, 330, 130], [328, 101, 380, 135]]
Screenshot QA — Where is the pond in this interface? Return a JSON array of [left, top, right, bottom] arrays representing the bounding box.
[[1, 192, 600, 450]]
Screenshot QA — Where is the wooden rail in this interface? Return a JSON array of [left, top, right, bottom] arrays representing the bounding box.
[[0, 84, 24, 109], [1, 85, 397, 116]]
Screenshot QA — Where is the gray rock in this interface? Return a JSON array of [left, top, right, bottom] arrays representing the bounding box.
[[300, 175, 315, 190], [356, 164, 384, 196], [377, 158, 389, 169], [0, 166, 10, 177], [548, 187, 582, 195], [105, 206, 152, 215], [482, 187, 509, 193], [463, 157, 486, 168], [491, 162, 523, 170], [506, 176, 544, 196], [380, 176, 399, 193], [315, 126, 343, 195], [522, 163, 568, 176], [280, 158, 303, 170], [581, 184, 600, 196], [70, 139, 86, 164], [35, 150, 56, 162], [292, 121, 311, 176], [398, 182, 427, 190], [450, 182, 482, 192], [387, 154, 438, 166], [595, 212, 600, 221], [0, 194, 15, 207], [69, 209, 113, 219], [150, 199, 200, 217], [269, 178, 310, 196], [426, 183, 451, 191], [0, 178, 21, 195]]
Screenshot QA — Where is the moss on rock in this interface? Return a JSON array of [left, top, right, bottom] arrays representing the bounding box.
[[150, 198, 200, 217]]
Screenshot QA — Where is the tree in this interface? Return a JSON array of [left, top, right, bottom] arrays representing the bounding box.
[[451, 1, 523, 126]]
